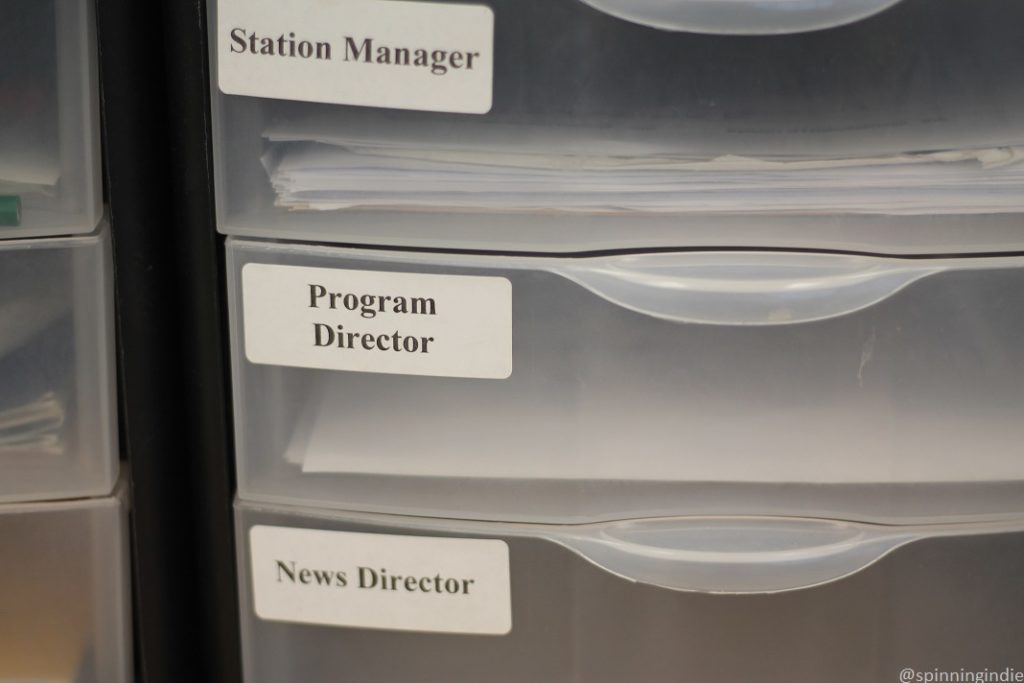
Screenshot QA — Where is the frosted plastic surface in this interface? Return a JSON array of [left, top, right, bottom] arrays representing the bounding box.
[[210, 0, 1024, 251], [579, 0, 905, 34], [0, 486, 131, 683], [0, 0, 102, 237], [0, 226, 118, 502], [236, 500, 1024, 682], [228, 238, 1024, 524]]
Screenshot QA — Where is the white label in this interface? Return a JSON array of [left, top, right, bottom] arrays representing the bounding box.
[[242, 263, 512, 379], [249, 526, 512, 634], [217, 0, 494, 114]]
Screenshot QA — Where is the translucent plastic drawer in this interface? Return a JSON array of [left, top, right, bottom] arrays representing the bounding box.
[[228, 237, 1024, 525], [0, 482, 131, 683], [0, 0, 101, 238], [236, 499, 1024, 683], [0, 226, 117, 502], [210, 0, 1024, 251]]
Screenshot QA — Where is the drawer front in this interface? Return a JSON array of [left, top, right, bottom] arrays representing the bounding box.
[[209, 0, 1024, 250], [0, 228, 117, 502], [236, 501, 1024, 683], [0, 0, 101, 237], [228, 238, 1024, 524], [0, 490, 131, 682]]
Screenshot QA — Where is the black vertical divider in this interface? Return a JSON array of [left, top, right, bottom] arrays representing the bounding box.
[[96, 0, 241, 681]]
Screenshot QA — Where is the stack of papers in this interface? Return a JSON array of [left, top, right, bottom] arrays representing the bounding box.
[[0, 287, 70, 458], [264, 138, 1024, 216], [262, 114, 1024, 215], [0, 391, 64, 456]]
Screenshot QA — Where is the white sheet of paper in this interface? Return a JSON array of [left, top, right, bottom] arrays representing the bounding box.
[[0, 143, 60, 194], [293, 378, 1023, 483]]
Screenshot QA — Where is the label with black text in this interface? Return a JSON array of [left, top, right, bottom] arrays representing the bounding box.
[[249, 525, 512, 634], [242, 263, 512, 378], [217, 0, 494, 113]]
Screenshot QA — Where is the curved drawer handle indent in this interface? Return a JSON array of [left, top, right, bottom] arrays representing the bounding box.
[[577, 0, 906, 35], [547, 516, 919, 593], [553, 252, 940, 325]]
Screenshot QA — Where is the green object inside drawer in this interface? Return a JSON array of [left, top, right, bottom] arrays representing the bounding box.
[[0, 196, 21, 227]]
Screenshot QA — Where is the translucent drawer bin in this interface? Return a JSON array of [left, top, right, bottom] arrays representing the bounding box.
[[0, 482, 131, 683], [228, 237, 1024, 525], [236, 499, 1024, 683], [0, 226, 117, 502], [210, 0, 1024, 250], [0, 0, 101, 238]]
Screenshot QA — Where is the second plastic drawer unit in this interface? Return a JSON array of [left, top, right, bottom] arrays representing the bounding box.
[[0, 227, 117, 502], [228, 237, 1024, 524], [0, 481, 131, 682], [235, 499, 1024, 683], [0, 0, 101, 237]]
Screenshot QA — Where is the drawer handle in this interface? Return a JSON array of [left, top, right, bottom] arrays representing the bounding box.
[[577, 0, 904, 34], [544, 516, 1022, 593], [553, 252, 939, 325]]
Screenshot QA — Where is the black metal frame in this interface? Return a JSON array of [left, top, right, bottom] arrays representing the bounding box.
[[95, 0, 240, 680]]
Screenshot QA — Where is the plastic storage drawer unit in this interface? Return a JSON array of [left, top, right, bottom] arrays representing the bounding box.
[[0, 0, 101, 238], [0, 226, 117, 502], [236, 499, 1024, 683], [228, 236, 1024, 525], [210, 0, 1024, 248], [0, 481, 132, 682]]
